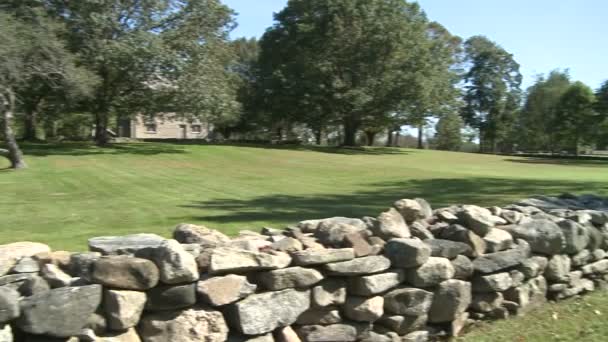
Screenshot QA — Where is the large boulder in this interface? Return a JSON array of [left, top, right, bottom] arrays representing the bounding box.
[[136, 239, 199, 285], [208, 248, 291, 274], [314, 218, 367, 246], [544, 255, 571, 282], [91, 256, 159, 290], [257, 267, 324, 291], [503, 276, 547, 314], [394, 199, 432, 222], [173, 224, 231, 247], [145, 284, 197, 312], [40, 264, 71, 288], [384, 239, 431, 268], [343, 296, 384, 322], [324, 256, 391, 276], [291, 248, 355, 266], [138, 306, 228, 342], [428, 280, 471, 323], [69, 252, 101, 282], [0, 287, 19, 323], [483, 228, 514, 252], [228, 289, 310, 335], [104, 289, 147, 330], [425, 239, 472, 259], [438, 225, 486, 257], [472, 273, 513, 293], [347, 270, 405, 296], [556, 220, 590, 254], [406, 257, 455, 288], [0, 242, 50, 276], [456, 205, 496, 237], [383, 287, 434, 316], [372, 208, 410, 240], [16, 285, 102, 338], [472, 240, 530, 274], [197, 275, 257, 307], [88, 234, 164, 255], [312, 279, 347, 307], [451, 255, 474, 280], [500, 220, 565, 255]]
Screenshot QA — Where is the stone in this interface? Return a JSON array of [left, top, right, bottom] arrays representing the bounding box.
[[12, 257, 40, 273], [425, 239, 472, 259], [472, 272, 513, 293], [69, 252, 101, 281], [348, 270, 405, 296], [472, 240, 530, 274], [483, 228, 514, 252], [377, 315, 427, 335], [470, 292, 503, 313], [517, 256, 548, 279], [312, 279, 347, 307], [342, 232, 374, 257], [501, 210, 524, 225], [437, 210, 459, 223], [0, 242, 50, 276], [409, 221, 434, 240], [92, 256, 159, 290], [291, 248, 355, 266], [592, 249, 607, 261], [451, 255, 474, 280], [296, 308, 342, 325], [457, 205, 495, 237], [557, 220, 590, 254], [104, 289, 147, 330], [276, 326, 301, 342], [228, 239, 272, 252], [324, 256, 391, 276], [450, 312, 470, 337], [298, 217, 366, 234], [40, 264, 72, 288], [383, 287, 433, 316], [0, 287, 19, 323], [510, 270, 525, 287], [208, 248, 291, 274], [439, 225, 486, 257], [571, 249, 592, 267], [503, 276, 547, 314], [406, 257, 455, 288], [544, 255, 571, 282], [394, 199, 431, 222], [0, 325, 11, 342], [16, 285, 102, 338], [173, 223, 231, 247], [500, 219, 565, 255], [34, 250, 72, 270], [314, 218, 367, 247], [229, 289, 310, 335], [19, 275, 50, 297], [401, 331, 429, 342], [146, 283, 197, 311], [138, 306, 228, 342], [257, 267, 324, 290], [88, 234, 164, 255], [197, 275, 257, 307], [581, 259, 608, 275], [96, 328, 142, 342], [137, 240, 199, 285], [373, 208, 410, 240], [358, 331, 394, 342], [271, 238, 303, 253], [344, 296, 384, 322], [428, 280, 471, 323], [296, 324, 359, 342], [384, 239, 431, 268], [181, 243, 202, 258]]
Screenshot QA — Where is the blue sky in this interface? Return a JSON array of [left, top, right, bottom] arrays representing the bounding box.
[[223, 0, 608, 90]]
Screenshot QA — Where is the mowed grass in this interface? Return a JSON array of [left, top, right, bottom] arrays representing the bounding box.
[[1, 142, 608, 251]]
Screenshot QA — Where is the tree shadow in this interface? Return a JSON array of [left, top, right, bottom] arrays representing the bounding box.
[[179, 177, 608, 227], [19, 142, 188, 157], [505, 157, 608, 168], [225, 144, 413, 156]]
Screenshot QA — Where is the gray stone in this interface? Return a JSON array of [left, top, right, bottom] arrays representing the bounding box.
[[571, 249, 592, 267], [410, 221, 435, 240], [92, 256, 159, 290], [428, 280, 471, 323], [439, 225, 486, 257], [88, 234, 164, 255], [342, 232, 374, 257], [373, 208, 410, 240], [377, 315, 427, 335], [16, 285, 102, 338], [40, 264, 72, 288], [96, 328, 142, 342], [137, 239, 199, 285], [384, 239, 431, 268], [104, 289, 147, 330], [291, 248, 355, 266], [181, 244, 202, 258], [581, 259, 608, 275], [470, 292, 503, 313], [517, 256, 548, 279], [173, 223, 231, 247], [299, 217, 367, 234], [0, 287, 19, 323], [406, 257, 455, 288], [296, 324, 359, 342], [557, 220, 590, 254], [457, 205, 495, 237], [208, 248, 291, 274], [394, 199, 431, 222], [544, 255, 571, 282], [501, 210, 524, 225], [257, 267, 324, 290], [338, 296, 382, 323], [500, 219, 565, 255], [296, 307, 342, 325], [401, 331, 429, 342], [12, 257, 40, 273], [0, 242, 50, 276], [229, 289, 310, 335], [510, 270, 526, 287], [437, 210, 459, 223], [472, 240, 530, 274], [69, 252, 101, 282], [483, 228, 514, 252], [197, 275, 257, 307], [146, 283, 196, 311], [383, 287, 434, 316], [271, 237, 303, 253], [425, 239, 472, 259], [348, 270, 405, 296], [312, 279, 347, 307], [503, 276, 547, 314], [0, 325, 11, 342], [312, 218, 367, 246], [18, 275, 50, 297], [138, 306, 228, 342], [592, 249, 607, 261], [324, 256, 391, 276], [472, 272, 513, 293], [451, 255, 474, 280]]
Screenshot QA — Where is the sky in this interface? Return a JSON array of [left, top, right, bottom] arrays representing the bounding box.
[[223, 0, 608, 90]]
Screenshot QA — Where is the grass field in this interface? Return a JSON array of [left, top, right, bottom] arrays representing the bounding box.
[[2, 142, 608, 250]]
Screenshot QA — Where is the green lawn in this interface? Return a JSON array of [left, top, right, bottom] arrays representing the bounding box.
[[2, 142, 608, 251]]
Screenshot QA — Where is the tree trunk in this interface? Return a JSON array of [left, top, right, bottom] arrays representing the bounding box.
[[1, 88, 27, 169], [23, 109, 38, 141], [365, 131, 376, 146], [342, 116, 360, 147], [386, 128, 393, 147], [417, 124, 424, 149], [314, 129, 322, 145], [94, 112, 110, 146]]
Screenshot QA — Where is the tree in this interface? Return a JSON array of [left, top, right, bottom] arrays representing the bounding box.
[[517, 70, 571, 152], [461, 36, 522, 153], [258, 0, 429, 146], [553, 81, 598, 154], [594, 80, 608, 149], [434, 112, 463, 151], [0, 11, 95, 169]]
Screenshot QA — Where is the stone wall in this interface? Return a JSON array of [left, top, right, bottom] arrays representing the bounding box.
[[2, 194, 608, 342]]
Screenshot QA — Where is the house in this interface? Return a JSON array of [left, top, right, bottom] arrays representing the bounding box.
[[117, 114, 213, 140]]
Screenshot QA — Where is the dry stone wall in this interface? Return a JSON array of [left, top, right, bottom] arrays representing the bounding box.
[[2, 194, 608, 341]]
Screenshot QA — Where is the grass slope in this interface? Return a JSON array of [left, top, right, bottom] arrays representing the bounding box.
[[1, 142, 608, 250]]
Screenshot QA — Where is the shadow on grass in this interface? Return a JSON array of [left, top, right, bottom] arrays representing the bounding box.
[[181, 177, 608, 226], [20, 142, 187, 157], [505, 157, 608, 167], [225, 144, 413, 156]]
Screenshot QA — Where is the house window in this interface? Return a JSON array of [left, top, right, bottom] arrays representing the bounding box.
[[145, 124, 157, 133], [192, 125, 202, 134]]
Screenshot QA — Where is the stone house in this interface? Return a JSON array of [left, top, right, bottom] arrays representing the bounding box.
[[117, 114, 212, 140]]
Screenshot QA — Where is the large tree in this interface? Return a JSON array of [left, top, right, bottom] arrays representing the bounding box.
[[258, 0, 429, 146], [553, 81, 598, 154], [434, 112, 463, 151], [461, 35, 522, 153]]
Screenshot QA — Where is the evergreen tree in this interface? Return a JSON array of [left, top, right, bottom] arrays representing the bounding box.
[[434, 113, 463, 151], [554, 81, 598, 154]]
